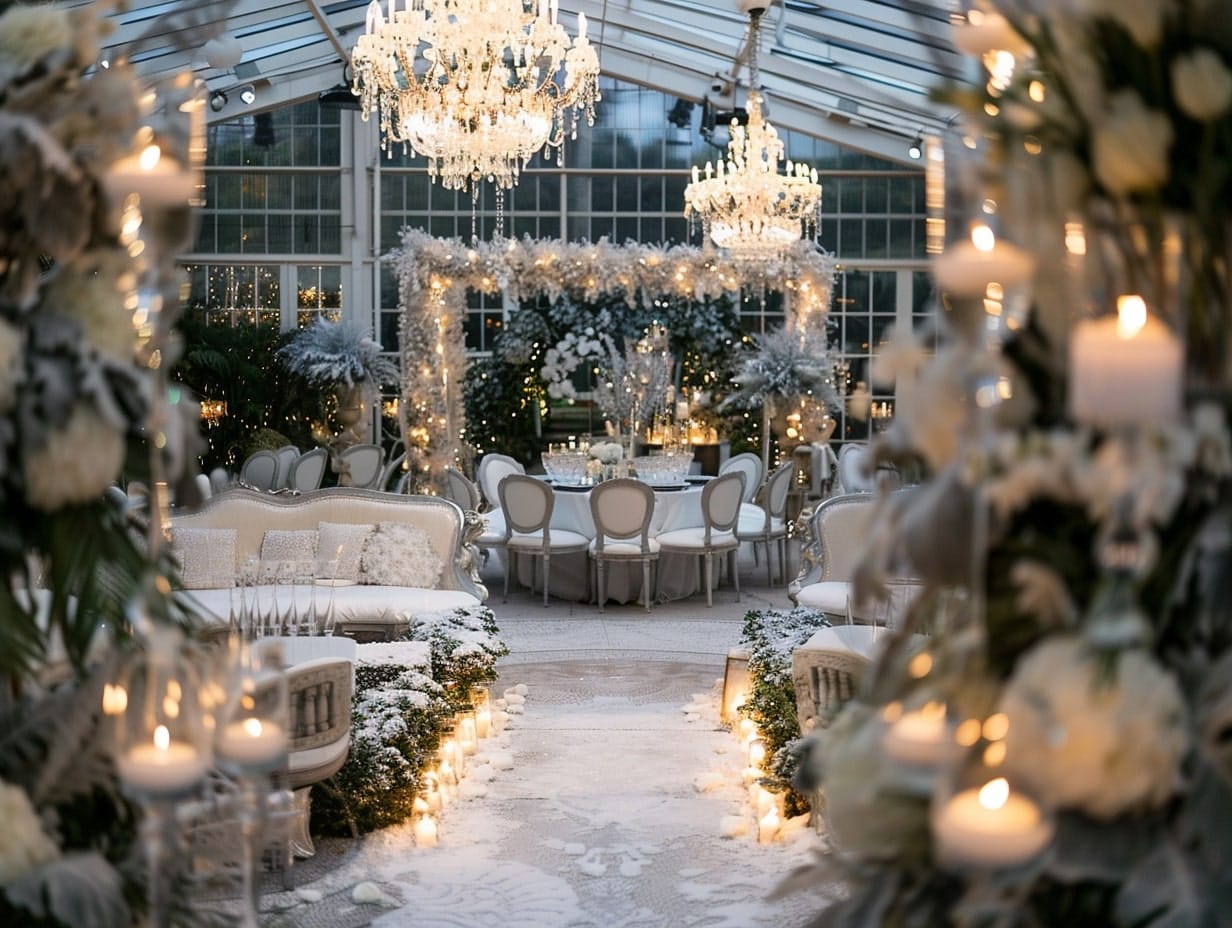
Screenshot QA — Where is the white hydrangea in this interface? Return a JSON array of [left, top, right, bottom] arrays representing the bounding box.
[[24, 403, 126, 511], [540, 328, 610, 400], [0, 778, 59, 885], [1001, 636, 1187, 820], [0, 5, 71, 84], [588, 441, 624, 465], [42, 251, 137, 361]]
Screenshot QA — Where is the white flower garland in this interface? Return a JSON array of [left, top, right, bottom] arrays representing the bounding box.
[[388, 229, 836, 490]]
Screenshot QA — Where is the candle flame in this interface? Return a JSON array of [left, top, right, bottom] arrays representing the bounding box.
[[979, 777, 1010, 811], [1116, 295, 1148, 338], [154, 724, 170, 751], [102, 683, 128, 716], [243, 717, 263, 737], [139, 144, 162, 171], [971, 223, 996, 253]]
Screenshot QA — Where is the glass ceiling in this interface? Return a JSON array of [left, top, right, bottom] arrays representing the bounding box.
[[69, 0, 964, 165]]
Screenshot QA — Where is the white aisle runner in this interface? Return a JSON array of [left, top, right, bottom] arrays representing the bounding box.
[[354, 658, 838, 928]]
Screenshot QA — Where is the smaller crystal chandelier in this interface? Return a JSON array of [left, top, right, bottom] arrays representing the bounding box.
[[351, 0, 601, 192], [684, 0, 822, 262]]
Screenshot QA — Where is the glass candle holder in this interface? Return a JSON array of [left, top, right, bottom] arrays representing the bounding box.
[[214, 635, 289, 777], [112, 626, 212, 801], [930, 737, 1055, 870]]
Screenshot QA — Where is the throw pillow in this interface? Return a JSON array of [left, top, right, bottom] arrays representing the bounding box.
[[317, 521, 373, 581], [259, 529, 319, 568], [359, 521, 443, 588], [172, 527, 237, 589]]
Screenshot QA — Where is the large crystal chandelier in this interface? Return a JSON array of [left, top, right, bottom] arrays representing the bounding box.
[[351, 0, 601, 192], [684, 0, 821, 262]]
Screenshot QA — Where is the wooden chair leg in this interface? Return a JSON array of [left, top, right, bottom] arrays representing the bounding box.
[[597, 559, 606, 612], [642, 559, 651, 612], [704, 553, 714, 607], [503, 550, 513, 602]]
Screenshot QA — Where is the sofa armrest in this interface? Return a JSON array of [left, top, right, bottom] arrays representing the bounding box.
[[287, 657, 353, 754]]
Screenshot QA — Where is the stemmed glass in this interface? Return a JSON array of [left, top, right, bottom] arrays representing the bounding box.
[[213, 635, 289, 928]]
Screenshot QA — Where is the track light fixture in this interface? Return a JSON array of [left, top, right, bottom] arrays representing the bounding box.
[[907, 131, 924, 160], [209, 90, 228, 112], [238, 84, 256, 105]]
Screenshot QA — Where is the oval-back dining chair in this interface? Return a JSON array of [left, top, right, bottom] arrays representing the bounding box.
[[498, 474, 589, 606], [588, 478, 659, 612], [656, 471, 745, 607]]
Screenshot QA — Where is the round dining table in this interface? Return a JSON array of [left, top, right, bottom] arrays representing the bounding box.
[[502, 478, 714, 604]]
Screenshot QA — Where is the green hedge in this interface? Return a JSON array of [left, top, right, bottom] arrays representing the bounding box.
[[739, 607, 831, 818]]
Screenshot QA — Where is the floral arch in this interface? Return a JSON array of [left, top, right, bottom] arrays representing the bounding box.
[[389, 229, 836, 489]]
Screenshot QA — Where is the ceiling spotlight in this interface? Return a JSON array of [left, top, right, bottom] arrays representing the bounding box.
[[907, 131, 924, 160], [238, 84, 256, 105], [209, 90, 228, 112]]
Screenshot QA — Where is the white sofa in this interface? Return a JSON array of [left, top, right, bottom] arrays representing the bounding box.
[[170, 487, 487, 639]]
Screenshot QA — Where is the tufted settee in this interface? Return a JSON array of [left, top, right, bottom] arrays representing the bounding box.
[[169, 487, 487, 639]]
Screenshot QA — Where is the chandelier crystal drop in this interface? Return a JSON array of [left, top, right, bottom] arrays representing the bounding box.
[[683, 3, 822, 262], [351, 0, 601, 191]]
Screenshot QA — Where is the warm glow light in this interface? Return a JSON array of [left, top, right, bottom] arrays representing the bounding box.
[[954, 718, 982, 747], [979, 777, 1010, 811], [154, 724, 170, 751], [908, 652, 933, 678], [139, 144, 161, 171], [982, 713, 1009, 741], [1116, 294, 1148, 338], [243, 717, 263, 737], [971, 223, 996, 252]]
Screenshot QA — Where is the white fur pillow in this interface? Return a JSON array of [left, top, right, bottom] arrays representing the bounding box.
[[259, 529, 318, 567], [316, 521, 372, 581], [173, 528, 237, 589], [359, 522, 443, 588]]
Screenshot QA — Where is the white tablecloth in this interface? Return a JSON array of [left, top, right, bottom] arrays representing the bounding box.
[[504, 483, 713, 603]]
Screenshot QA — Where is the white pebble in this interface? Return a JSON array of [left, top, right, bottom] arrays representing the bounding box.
[[352, 882, 398, 907], [505, 703, 525, 715], [504, 692, 526, 706], [493, 698, 508, 709], [459, 780, 489, 799], [719, 815, 750, 838], [512, 683, 529, 696], [467, 763, 495, 783], [685, 713, 700, 723], [295, 888, 323, 903]]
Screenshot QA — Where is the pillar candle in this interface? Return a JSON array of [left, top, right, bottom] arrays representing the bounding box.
[[414, 814, 439, 848], [931, 777, 1054, 868], [1068, 295, 1182, 427]]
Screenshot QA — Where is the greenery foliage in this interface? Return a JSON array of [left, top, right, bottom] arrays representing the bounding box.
[[739, 607, 832, 818], [175, 315, 330, 473], [312, 606, 507, 836]]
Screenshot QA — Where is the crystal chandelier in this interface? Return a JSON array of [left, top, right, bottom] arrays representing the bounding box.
[[684, 1, 821, 262], [351, 0, 601, 192]]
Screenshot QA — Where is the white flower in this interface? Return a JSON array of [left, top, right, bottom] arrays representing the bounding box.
[[1091, 91, 1173, 195], [0, 319, 22, 413], [1001, 637, 1187, 820], [1172, 48, 1232, 122], [24, 403, 126, 511], [0, 5, 71, 83], [1085, 0, 1169, 47], [42, 251, 137, 361], [0, 778, 59, 884], [588, 441, 623, 464]]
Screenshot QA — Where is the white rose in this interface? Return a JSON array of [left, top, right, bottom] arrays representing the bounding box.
[[1091, 91, 1173, 195], [0, 5, 71, 82], [1172, 48, 1232, 122], [0, 319, 22, 413], [0, 779, 59, 884], [24, 403, 127, 511], [1001, 637, 1187, 820]]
